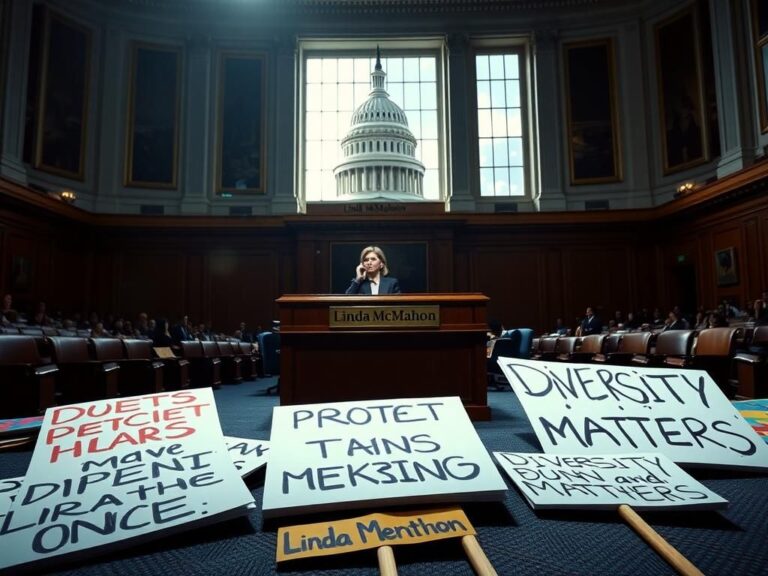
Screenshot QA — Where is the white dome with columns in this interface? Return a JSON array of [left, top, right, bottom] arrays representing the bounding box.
[[333, 48, 426, 200]]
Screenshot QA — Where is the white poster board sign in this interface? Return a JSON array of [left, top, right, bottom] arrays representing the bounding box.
[[263, 396, 507, 518], [0, 389, 254, 572], [225, 436, 270, 478], [498, 358, 768, 470], [494, 452, 728, 511]]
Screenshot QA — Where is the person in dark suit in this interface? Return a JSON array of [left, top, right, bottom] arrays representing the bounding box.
[[578, 306, 603, 336], [345, 245, 401, 295], [170, 314, 193, 344]]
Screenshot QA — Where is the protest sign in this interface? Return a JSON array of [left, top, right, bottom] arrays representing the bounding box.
[[277, 507, 475, 562], [0, 389, 254, 572], [225, 436, 270, 477], [494, 452, 727, 510], [733, 399, 768, 443], [263, 396, 507, 518], [498, 358, 768, 470]]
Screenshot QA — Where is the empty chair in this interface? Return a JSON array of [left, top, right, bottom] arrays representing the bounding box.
[[91, 338, 163, 396], [122, 339, 165, 393], [532, 336, 559, 360], [690, 327, 741, 398], [181, 340, 221, 389], [215, 341, 243, 384], [0, 335, 58, 418], [516, 328, 535, 359], [151, 345, 190, 391], [48, 336, 120, 404], [233, 341, 257, 380], [555, 336, 581, 361], [733, 326, 768, 398], [568, 334, 606, 363], [593, 334, 622, 363], [638, 330, 696, 368], [487, 329, 521, 389]]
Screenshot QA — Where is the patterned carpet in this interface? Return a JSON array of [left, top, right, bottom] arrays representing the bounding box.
[[1, 378, 766, 575]]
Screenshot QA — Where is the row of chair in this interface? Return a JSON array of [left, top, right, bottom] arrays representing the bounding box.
[[0, 335, 260, 419], [524, 327, 768, 398]]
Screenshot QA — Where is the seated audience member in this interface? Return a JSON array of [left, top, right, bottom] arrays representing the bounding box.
[[553, 318, 568, 336], [651, 308, 665, 329], [663, 310, 689, 331], [29, 301, 54, 326], [90, 322, 110, 339], [1, 293, 17, 325], [579, 306, 603, 336], [238, 321, 254, 343], [624, 311, 639, 331], [171, 315, 193, 343], [135, 312, 151, 337], [722, 299, 741, 319], [693, 310, 709, 331], [152, 318, 175, 348], [708, 312, 728, 328]]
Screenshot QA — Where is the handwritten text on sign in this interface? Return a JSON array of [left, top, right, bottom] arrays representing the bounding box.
[[494, 452, 728, 511], [277, 507, 475, 562], [263, 397, 507, 518], [497, 358, 768, 470], [0, 389, 253, 572]]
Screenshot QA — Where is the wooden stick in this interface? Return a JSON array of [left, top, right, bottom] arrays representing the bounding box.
[[618, 504, 704, 576], [377, 545, 398, 576], [462, 535, 498, 576]]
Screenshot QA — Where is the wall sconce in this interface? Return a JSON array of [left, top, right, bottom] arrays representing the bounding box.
[[674, 182, 695, 198], [59, 190, 77, 204]]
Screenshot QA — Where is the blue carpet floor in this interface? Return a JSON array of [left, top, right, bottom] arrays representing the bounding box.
[[1, 378, 767, 575]]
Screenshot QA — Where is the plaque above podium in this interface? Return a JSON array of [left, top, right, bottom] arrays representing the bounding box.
[[277, 293, 491, 420]]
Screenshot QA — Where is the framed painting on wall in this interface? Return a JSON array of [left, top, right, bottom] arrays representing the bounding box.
[[125, 43, 181, 188], [655, 7, 708, 174], [216, 52, 266, 194], [34, 9, 91, 180], [715, 247, 738, 287], [563, 38, 622, 184], [330, 242, 428, 294]]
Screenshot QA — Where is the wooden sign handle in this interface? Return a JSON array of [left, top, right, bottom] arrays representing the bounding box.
[[618, 504, 704, 576], [462, 535, 498, 576], [377, 545, 398, 576]]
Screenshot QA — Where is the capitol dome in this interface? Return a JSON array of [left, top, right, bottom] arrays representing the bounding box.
[[333, 48, 425, 200]]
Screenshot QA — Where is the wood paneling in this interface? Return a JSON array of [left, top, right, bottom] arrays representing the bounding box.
[[1, 163, 768, 336]]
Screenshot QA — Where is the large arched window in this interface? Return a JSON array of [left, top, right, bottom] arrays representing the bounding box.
[[299, 38, 445, 202]]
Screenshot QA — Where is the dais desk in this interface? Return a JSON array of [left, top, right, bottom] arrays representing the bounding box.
[[276, 293, 491, 420]]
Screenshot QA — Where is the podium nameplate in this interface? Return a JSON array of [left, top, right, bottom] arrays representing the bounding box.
[[329, 305, 440, 329]]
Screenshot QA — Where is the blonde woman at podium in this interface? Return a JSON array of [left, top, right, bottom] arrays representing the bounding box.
[[345, 246, 401, 295]]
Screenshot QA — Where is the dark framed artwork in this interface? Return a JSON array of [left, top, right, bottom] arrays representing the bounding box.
[[655, 7, 708, 174], [125, 43, 181, 188], [563, 38, 622, 184], [715, 247, 738, 286], [34, 9, 91, 179], [751, 0, 768, 133], [330, 242, 428, 294], [217, 52, 266, 194]]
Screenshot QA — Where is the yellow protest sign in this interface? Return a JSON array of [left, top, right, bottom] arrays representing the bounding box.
[[276, 507, 475, 562]]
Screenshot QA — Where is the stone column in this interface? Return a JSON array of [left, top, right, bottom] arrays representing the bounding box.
[[270, 33, 300, 213], [535, 29, 566, 210], [446, 33, 475, 210], [709, 0, 756, 176], [180, 33, 212, 214]]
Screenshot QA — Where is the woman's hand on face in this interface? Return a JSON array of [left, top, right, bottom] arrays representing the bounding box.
[[356, 264, 366, 281]]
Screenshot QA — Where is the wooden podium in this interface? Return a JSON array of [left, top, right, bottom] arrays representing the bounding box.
[[276, 293, 491, 420]]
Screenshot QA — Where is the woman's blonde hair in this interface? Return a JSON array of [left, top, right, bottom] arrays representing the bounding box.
[[360, 245, 389, 276]]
